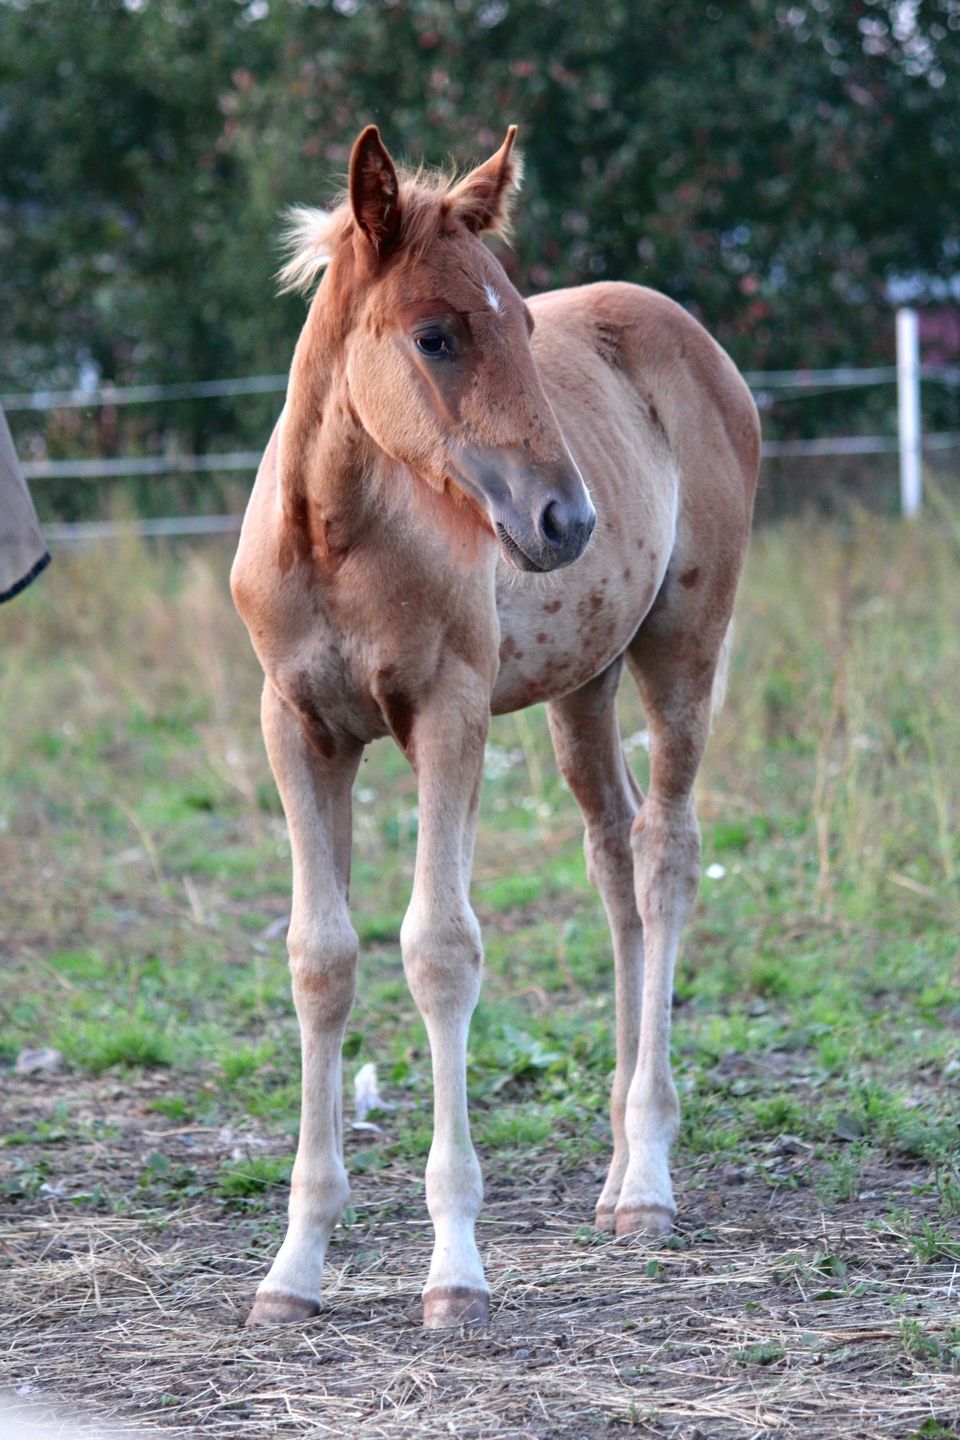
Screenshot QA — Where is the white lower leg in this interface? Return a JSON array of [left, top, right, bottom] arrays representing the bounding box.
[[402, 905, 489, 1325], [249, 914, 357, 1321], [423, 1011, 486, 1294], [256, 1033, 350, 1306]]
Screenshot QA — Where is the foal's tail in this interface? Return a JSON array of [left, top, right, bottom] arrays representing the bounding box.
[[710, 619, 735, 729]]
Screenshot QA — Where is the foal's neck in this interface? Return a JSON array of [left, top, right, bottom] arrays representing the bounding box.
[[278, 291, 378, 568]]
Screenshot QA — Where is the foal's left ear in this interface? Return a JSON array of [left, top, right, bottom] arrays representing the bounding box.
[[448, 125, 523, 237], [349, 125, 402, 255]]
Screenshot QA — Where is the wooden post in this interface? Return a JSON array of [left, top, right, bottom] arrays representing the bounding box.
[[896, 307, 922, 517]]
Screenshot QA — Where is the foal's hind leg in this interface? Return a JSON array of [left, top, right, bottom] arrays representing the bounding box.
[[546, 661, 645, 1231], [246, 684, 361, 1325], [613, 618, 723, 1237]]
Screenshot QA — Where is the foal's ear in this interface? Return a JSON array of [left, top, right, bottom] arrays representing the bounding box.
[[349, 125, 402, 255], [448, 125, 523, 237]]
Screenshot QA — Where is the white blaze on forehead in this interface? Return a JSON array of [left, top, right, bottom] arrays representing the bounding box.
[[484, 282, 503, 315]]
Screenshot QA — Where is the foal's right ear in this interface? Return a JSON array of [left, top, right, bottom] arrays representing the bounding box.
[[349, 126, 402, 256]]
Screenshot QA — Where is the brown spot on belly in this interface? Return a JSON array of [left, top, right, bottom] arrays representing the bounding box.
[[536, 632, 549, 644], [623, 567, 632, 582], [499, 634, 517, 661], [542, 599, 562, 613], [577, 590, 605, 623], [680, 566, 701, 589]]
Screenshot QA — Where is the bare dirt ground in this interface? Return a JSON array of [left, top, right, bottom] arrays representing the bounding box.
[[3, 1072, 957, 1440]]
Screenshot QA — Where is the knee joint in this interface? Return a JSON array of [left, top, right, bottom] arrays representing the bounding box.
[[584, 816, 633, 893], [288, 921, 357, 1024], [630, 804, 701, 914], [401, 907, 483, 1007]]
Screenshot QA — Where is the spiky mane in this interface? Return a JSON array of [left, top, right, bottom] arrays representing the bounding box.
[[277, 157, 521, 297]]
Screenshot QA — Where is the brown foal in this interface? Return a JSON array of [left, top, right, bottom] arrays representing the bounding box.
[[231, 124, 760, 1328]]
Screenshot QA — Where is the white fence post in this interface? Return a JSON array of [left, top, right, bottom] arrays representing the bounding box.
[[896, 306, 922, 517]]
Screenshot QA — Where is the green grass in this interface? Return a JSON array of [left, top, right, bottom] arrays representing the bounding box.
[[217, 1155, 293, 1198], [60, 1016, 174, 1074], [0, 505, 958, 1210], [734, 1340, 785, 1366]]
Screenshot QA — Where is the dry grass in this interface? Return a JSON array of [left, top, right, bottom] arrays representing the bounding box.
[[3, 1074, 958, 1440]]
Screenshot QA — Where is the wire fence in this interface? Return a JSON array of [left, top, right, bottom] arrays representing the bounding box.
[[6, 308, 959, 543]]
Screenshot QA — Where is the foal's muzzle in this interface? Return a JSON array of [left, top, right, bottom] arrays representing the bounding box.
[[452, 447, 596, 573], [496, 494, 596, 572]]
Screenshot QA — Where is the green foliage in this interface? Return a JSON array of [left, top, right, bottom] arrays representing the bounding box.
[[735, 1340, 785, 1366], [886, 1210, 960, 1264], [217, 1155, 293, 1198], [476, 1104, 555, 1149], [61, 1017, 173, 1074], [4, 0, 960, 521], [900, 1317, 960, 1372], [220, 1040, 276, 1083]]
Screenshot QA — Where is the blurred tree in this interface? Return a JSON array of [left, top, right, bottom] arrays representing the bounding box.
[[1, 0, 958, 496]]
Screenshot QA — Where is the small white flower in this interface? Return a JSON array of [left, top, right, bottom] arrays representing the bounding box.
[[706, 863, 726, 880]]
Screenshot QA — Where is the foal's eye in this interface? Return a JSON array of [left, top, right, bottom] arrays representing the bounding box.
[[414, 330, 452, 358]]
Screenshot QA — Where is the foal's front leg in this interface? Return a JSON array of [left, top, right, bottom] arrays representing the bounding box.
[[247, 684, 361, 1325], [400, 681, 491, 1328]]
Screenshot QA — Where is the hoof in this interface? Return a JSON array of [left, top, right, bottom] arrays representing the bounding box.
[[615, 1203, 676, 1238], [245, 1289, 321, 1326], [594, 1203, 617, 1233], [422, 1285, 491, 1329]]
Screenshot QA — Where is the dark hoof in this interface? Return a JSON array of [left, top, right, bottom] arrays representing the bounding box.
[[245, 1289, 321, 1326], [615, 1203, 676, 1238], [594, 1203, 617, 1233], [422, 1285, 491, 1329]]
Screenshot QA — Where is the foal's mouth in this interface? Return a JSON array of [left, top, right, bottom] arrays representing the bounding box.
[[495, 522, 546, 573]]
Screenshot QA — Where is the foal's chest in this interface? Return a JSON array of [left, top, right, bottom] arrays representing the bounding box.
[[260, 560, 475, 752]]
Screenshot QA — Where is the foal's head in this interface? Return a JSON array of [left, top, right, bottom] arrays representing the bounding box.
[[283, 126, 595, 573]]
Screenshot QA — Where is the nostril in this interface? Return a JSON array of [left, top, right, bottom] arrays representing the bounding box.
[[539, 500, 566, 549]]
